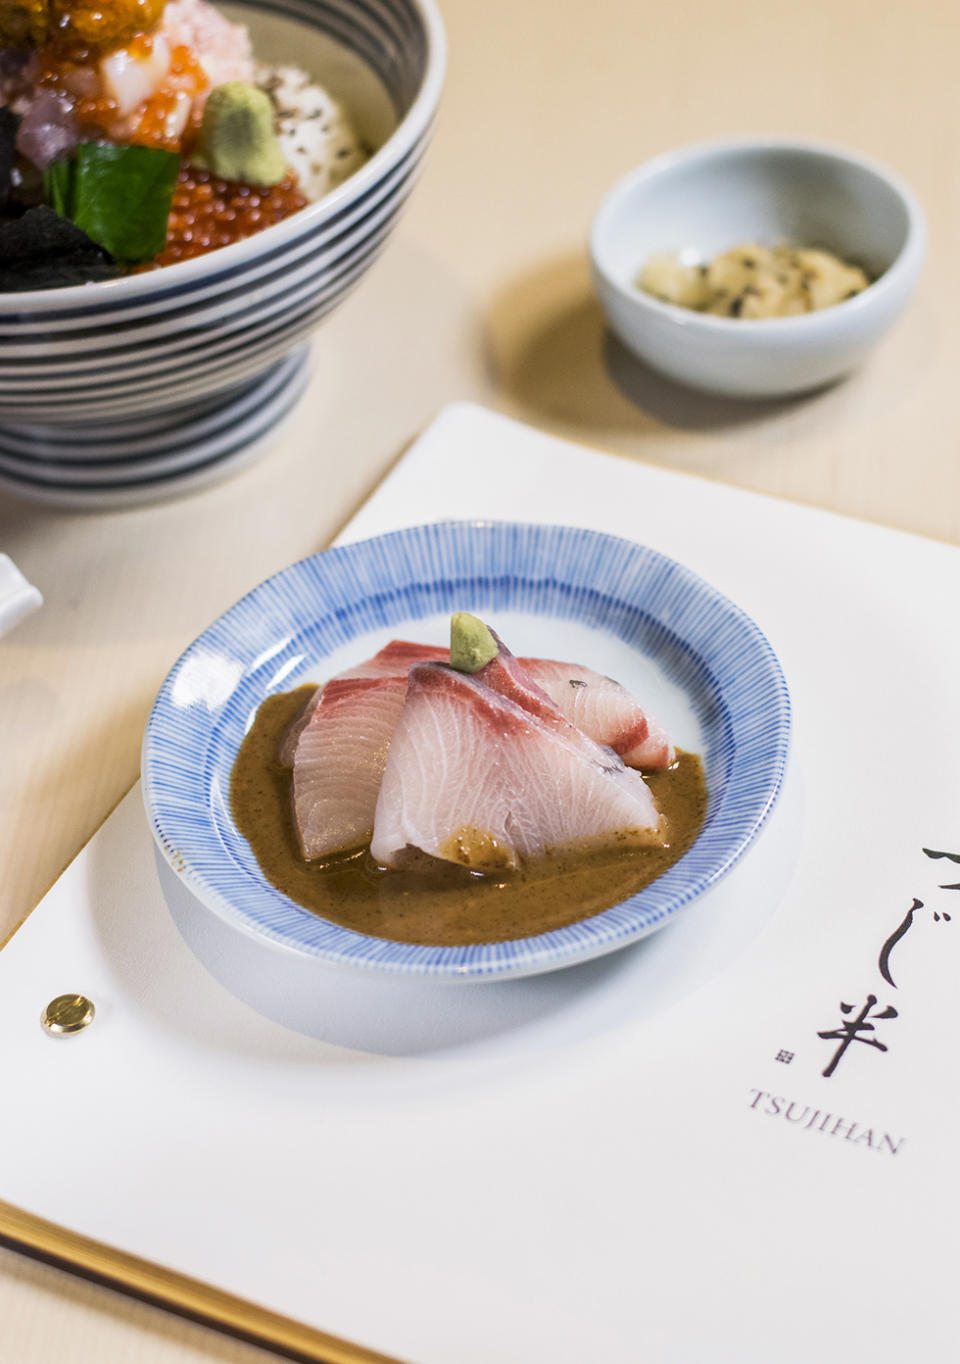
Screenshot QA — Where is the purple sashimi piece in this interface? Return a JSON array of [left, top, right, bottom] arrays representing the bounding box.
[[16, 88, 80, 169]]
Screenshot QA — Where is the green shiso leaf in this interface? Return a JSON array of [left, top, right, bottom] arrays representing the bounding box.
[[43, 158, 76, 218], [71, 143, 179, 262]]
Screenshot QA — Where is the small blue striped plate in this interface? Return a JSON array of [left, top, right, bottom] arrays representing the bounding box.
[[142, 522, 790, 980]]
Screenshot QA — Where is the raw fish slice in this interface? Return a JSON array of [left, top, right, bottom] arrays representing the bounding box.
[[477, 637, 650, 790], [292, 674, 408, 859], [346, 639, 447, 678], [338, 637, 674, 771], [521, 659, 675, 769], [476, 636, 562, 723], [278, 640, 447, 765], [282, 641, 675, 771], [370, 663, 663, 872], [279, 690, 320, 767]]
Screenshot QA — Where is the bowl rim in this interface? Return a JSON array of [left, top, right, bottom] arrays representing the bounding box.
[[589, 135, 926, 334], [141, 518, 792, 982], [0, 0, 447, 311]]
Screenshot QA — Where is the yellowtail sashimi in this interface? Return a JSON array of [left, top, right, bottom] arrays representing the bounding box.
[[292, 674, 408, 860], [283, 638, 674, 771], [369, 660, 664, 873], [522, 659, 675, 769]]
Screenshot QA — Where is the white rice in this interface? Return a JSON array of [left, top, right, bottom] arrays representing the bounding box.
[[255, 62, 370, 202]]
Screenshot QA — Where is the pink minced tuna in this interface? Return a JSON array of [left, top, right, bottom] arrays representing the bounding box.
[[161, 0, 253, 104]]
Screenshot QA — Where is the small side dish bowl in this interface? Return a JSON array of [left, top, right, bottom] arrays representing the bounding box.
[[590, 138, 925, 399], [142, 521, 791, 982], [0, 0, 445, 501]]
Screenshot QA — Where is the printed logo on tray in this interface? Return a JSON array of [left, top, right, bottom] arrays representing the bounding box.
[[746, 846, 960, 1157]]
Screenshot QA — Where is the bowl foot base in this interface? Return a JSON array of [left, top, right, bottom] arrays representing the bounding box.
[[0, 347, 311, 510]]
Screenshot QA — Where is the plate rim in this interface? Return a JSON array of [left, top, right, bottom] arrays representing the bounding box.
[[142, 519, 791, 981]]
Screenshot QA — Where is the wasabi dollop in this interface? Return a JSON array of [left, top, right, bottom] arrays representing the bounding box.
[[450, 612, 499, 673], [196, 82, 287, 187]]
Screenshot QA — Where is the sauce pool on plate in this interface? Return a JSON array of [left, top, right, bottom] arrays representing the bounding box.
[[230, 685, 708, 947]]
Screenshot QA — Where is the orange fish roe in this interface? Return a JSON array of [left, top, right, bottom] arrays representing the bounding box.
[[0, 0, 165, 49], [36, 37, 209, 151], [150, 164, 308, 266], [127, 44, 208, 150]]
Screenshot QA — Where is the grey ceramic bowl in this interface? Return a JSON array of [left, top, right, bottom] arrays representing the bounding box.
[[0, 0, 446, 505], [590, 138, 925, 399]]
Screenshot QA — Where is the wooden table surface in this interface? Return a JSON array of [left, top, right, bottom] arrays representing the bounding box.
[[1, 0, 956, 1357]]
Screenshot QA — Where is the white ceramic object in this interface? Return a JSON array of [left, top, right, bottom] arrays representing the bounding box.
[[0, 0, 446, 499], [0, 554, 42, 638], [142, 521, 789, 982], [590, 138, 926, 399]]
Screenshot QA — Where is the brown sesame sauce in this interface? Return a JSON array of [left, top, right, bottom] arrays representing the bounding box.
[[230, 686, 709, 947]]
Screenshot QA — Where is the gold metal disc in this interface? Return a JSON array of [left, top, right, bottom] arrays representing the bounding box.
[[41, 994, 96, 1036]]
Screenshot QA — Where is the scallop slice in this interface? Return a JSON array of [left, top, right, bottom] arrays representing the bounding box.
[[99, 34, 171, 117]]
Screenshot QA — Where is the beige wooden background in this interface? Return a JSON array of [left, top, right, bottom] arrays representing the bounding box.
[[1, 0, 956, 1357]]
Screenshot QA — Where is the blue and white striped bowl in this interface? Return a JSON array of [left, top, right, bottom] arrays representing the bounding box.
[[0, 0, 445, 503], [142, 521, 791, 981]]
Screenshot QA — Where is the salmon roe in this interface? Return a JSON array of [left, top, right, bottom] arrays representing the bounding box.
[[150, 164, 308, 266], [123, 44, 208, 150], [35, 38, 208, 151]]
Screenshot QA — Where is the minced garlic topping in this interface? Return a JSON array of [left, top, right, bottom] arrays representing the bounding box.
[[637, 243, 870, 319]]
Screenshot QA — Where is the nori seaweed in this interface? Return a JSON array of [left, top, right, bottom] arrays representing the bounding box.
[[0, 204, 123, 290], [0, 107, 18, 207]]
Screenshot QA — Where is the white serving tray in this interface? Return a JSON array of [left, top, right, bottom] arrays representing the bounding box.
[[2, 404, 958, 1364]]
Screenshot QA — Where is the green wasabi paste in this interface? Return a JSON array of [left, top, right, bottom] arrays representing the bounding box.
[[449, 612, 499, 673], [195, 83, 287, 187]]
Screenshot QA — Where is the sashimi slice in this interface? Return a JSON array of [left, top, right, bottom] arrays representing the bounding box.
[[282, 639, 674, 771], [477, 644, 661, 825], [475, 634, 650, 777], [279, 691, 320, 767], [278, 640, 448, 765], [524, 659, 675, 769], [345, 639, 447, 678], [362, 639, 676, 770], [370, 663, 664, 872], [292, 674, 408, 860]]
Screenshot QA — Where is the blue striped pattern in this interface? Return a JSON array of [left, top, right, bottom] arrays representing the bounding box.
[[0, 0, 445, 495], [142, 522, 791, 980]]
